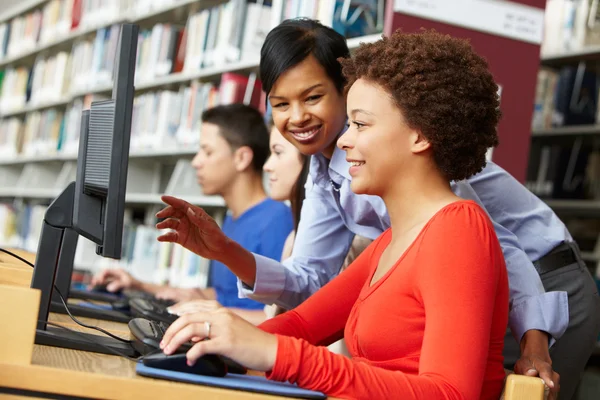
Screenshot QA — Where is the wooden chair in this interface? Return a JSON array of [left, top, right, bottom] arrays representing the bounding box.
[[502, 370, 549, 400]]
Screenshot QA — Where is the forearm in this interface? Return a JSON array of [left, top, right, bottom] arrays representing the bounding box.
[[230, 308, 267, 325], [218, 240, 257, 287]]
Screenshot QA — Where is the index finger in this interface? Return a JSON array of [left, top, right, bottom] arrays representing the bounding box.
[[161, 195, 192, 210]]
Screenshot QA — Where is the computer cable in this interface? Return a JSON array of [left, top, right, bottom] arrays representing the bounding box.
[[1, 247, 132, 344]]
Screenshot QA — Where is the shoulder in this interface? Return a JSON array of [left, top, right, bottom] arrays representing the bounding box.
[[420, 200, 501, 256], [255, 199, 294, 234]]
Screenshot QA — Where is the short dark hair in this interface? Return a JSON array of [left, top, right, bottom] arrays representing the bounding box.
[[201, 104, 270, 172], [260, 18, 350, 96], [340, 29, 501, 181]]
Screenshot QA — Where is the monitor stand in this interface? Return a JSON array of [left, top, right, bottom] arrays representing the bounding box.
[[31, 182, 138, 357]]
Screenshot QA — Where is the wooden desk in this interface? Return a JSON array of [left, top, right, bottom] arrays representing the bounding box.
[[0, 314, 295, 399], [0, 252, 291, 399]]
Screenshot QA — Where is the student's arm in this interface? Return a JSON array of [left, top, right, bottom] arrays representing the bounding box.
[[229, 309, 268, 325], [266, 204, 508, 400], [235, 176, 357, 309], [258, 239, 375, 345], [458, 163, 569, 344]]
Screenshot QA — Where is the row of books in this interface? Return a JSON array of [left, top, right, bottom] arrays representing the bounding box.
[[0, 0, 381, 115], [0, 202, 211, 289], [0, 72, 261, 159], [0, 0, 126, 61], [531, 66, 599, 130]]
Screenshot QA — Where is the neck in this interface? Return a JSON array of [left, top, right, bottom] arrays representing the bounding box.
[[222, 172, 267, 219], [381, 162, 457, 240]]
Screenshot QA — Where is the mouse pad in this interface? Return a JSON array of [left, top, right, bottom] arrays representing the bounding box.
[[136, 363, 327, 399], [77, 301, 114, 310]]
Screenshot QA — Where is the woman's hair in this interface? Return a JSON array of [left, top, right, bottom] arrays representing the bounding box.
[[290, 156, 310, 232], [339, 29, 501, 181], [260, 18, 350, 96]]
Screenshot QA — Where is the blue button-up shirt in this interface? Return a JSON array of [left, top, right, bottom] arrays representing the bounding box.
[[239, 145, 569, 345]]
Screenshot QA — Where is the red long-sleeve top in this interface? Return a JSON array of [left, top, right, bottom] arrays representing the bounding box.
[[259, 201, 509, 400]]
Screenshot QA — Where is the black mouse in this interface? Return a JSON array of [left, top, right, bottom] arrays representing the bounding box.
[[142, 351, 227, 377]]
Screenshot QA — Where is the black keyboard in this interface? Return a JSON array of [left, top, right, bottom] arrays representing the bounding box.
[[128, 297, 178, 324]]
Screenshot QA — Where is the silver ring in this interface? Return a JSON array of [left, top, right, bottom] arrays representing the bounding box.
[[204, 321, 211, 338]]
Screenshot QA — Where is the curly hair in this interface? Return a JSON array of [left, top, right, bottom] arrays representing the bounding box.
[[339, 29, 501, 181]]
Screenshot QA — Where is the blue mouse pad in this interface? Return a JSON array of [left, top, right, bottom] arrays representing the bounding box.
[[136, 363, 326, 399], [77, 301, 114, 310]]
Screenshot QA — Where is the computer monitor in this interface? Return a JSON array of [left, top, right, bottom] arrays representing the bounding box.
[[30, 23, 139, 356]]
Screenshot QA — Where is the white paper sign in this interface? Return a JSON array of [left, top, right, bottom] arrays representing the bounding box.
[[394, 0, 545, 45]]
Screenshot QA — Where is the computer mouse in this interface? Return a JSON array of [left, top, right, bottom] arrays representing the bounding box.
[[142, 351, 227, 377], [221, 356, 248, 375]]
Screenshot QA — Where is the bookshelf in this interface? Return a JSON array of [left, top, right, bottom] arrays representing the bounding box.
[[544, 200, 600, 217], [540, 46, 600, 67], [0, 0, 383, 206], [0, 0, 385, 277], [532, 125, 600, 137]]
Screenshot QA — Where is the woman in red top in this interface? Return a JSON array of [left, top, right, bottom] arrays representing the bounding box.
[[159, 29, 509, 400]]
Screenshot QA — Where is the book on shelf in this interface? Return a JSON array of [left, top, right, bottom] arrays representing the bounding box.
[[531, 65, 599, 131]]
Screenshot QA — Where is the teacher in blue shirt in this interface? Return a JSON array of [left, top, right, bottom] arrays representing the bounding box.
[[157, 18, 600, 400]]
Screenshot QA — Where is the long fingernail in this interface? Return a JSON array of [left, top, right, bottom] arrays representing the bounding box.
[[187, 208, 195, 217], [548, 380, 554, 388]]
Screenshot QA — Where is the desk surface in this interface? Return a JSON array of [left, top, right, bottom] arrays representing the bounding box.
[[0, 252, 304, 400], [1, 313, 295, 400]]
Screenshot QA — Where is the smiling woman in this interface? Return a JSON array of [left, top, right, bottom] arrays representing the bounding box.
[[260, 20, 348, 159]]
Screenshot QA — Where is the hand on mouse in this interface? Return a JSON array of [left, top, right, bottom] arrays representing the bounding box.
[[89, 268, 139, 292], [155, 196, 232, 261], [160, 308, 277, 372]]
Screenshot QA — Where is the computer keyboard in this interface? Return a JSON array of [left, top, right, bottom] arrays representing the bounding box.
[[129, 297, 178, 324]]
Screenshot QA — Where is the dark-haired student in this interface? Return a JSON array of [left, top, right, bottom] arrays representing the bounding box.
[[155, 19, 600, 400], [159, 29, 509, 399], [90, 104, 294, 323]]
